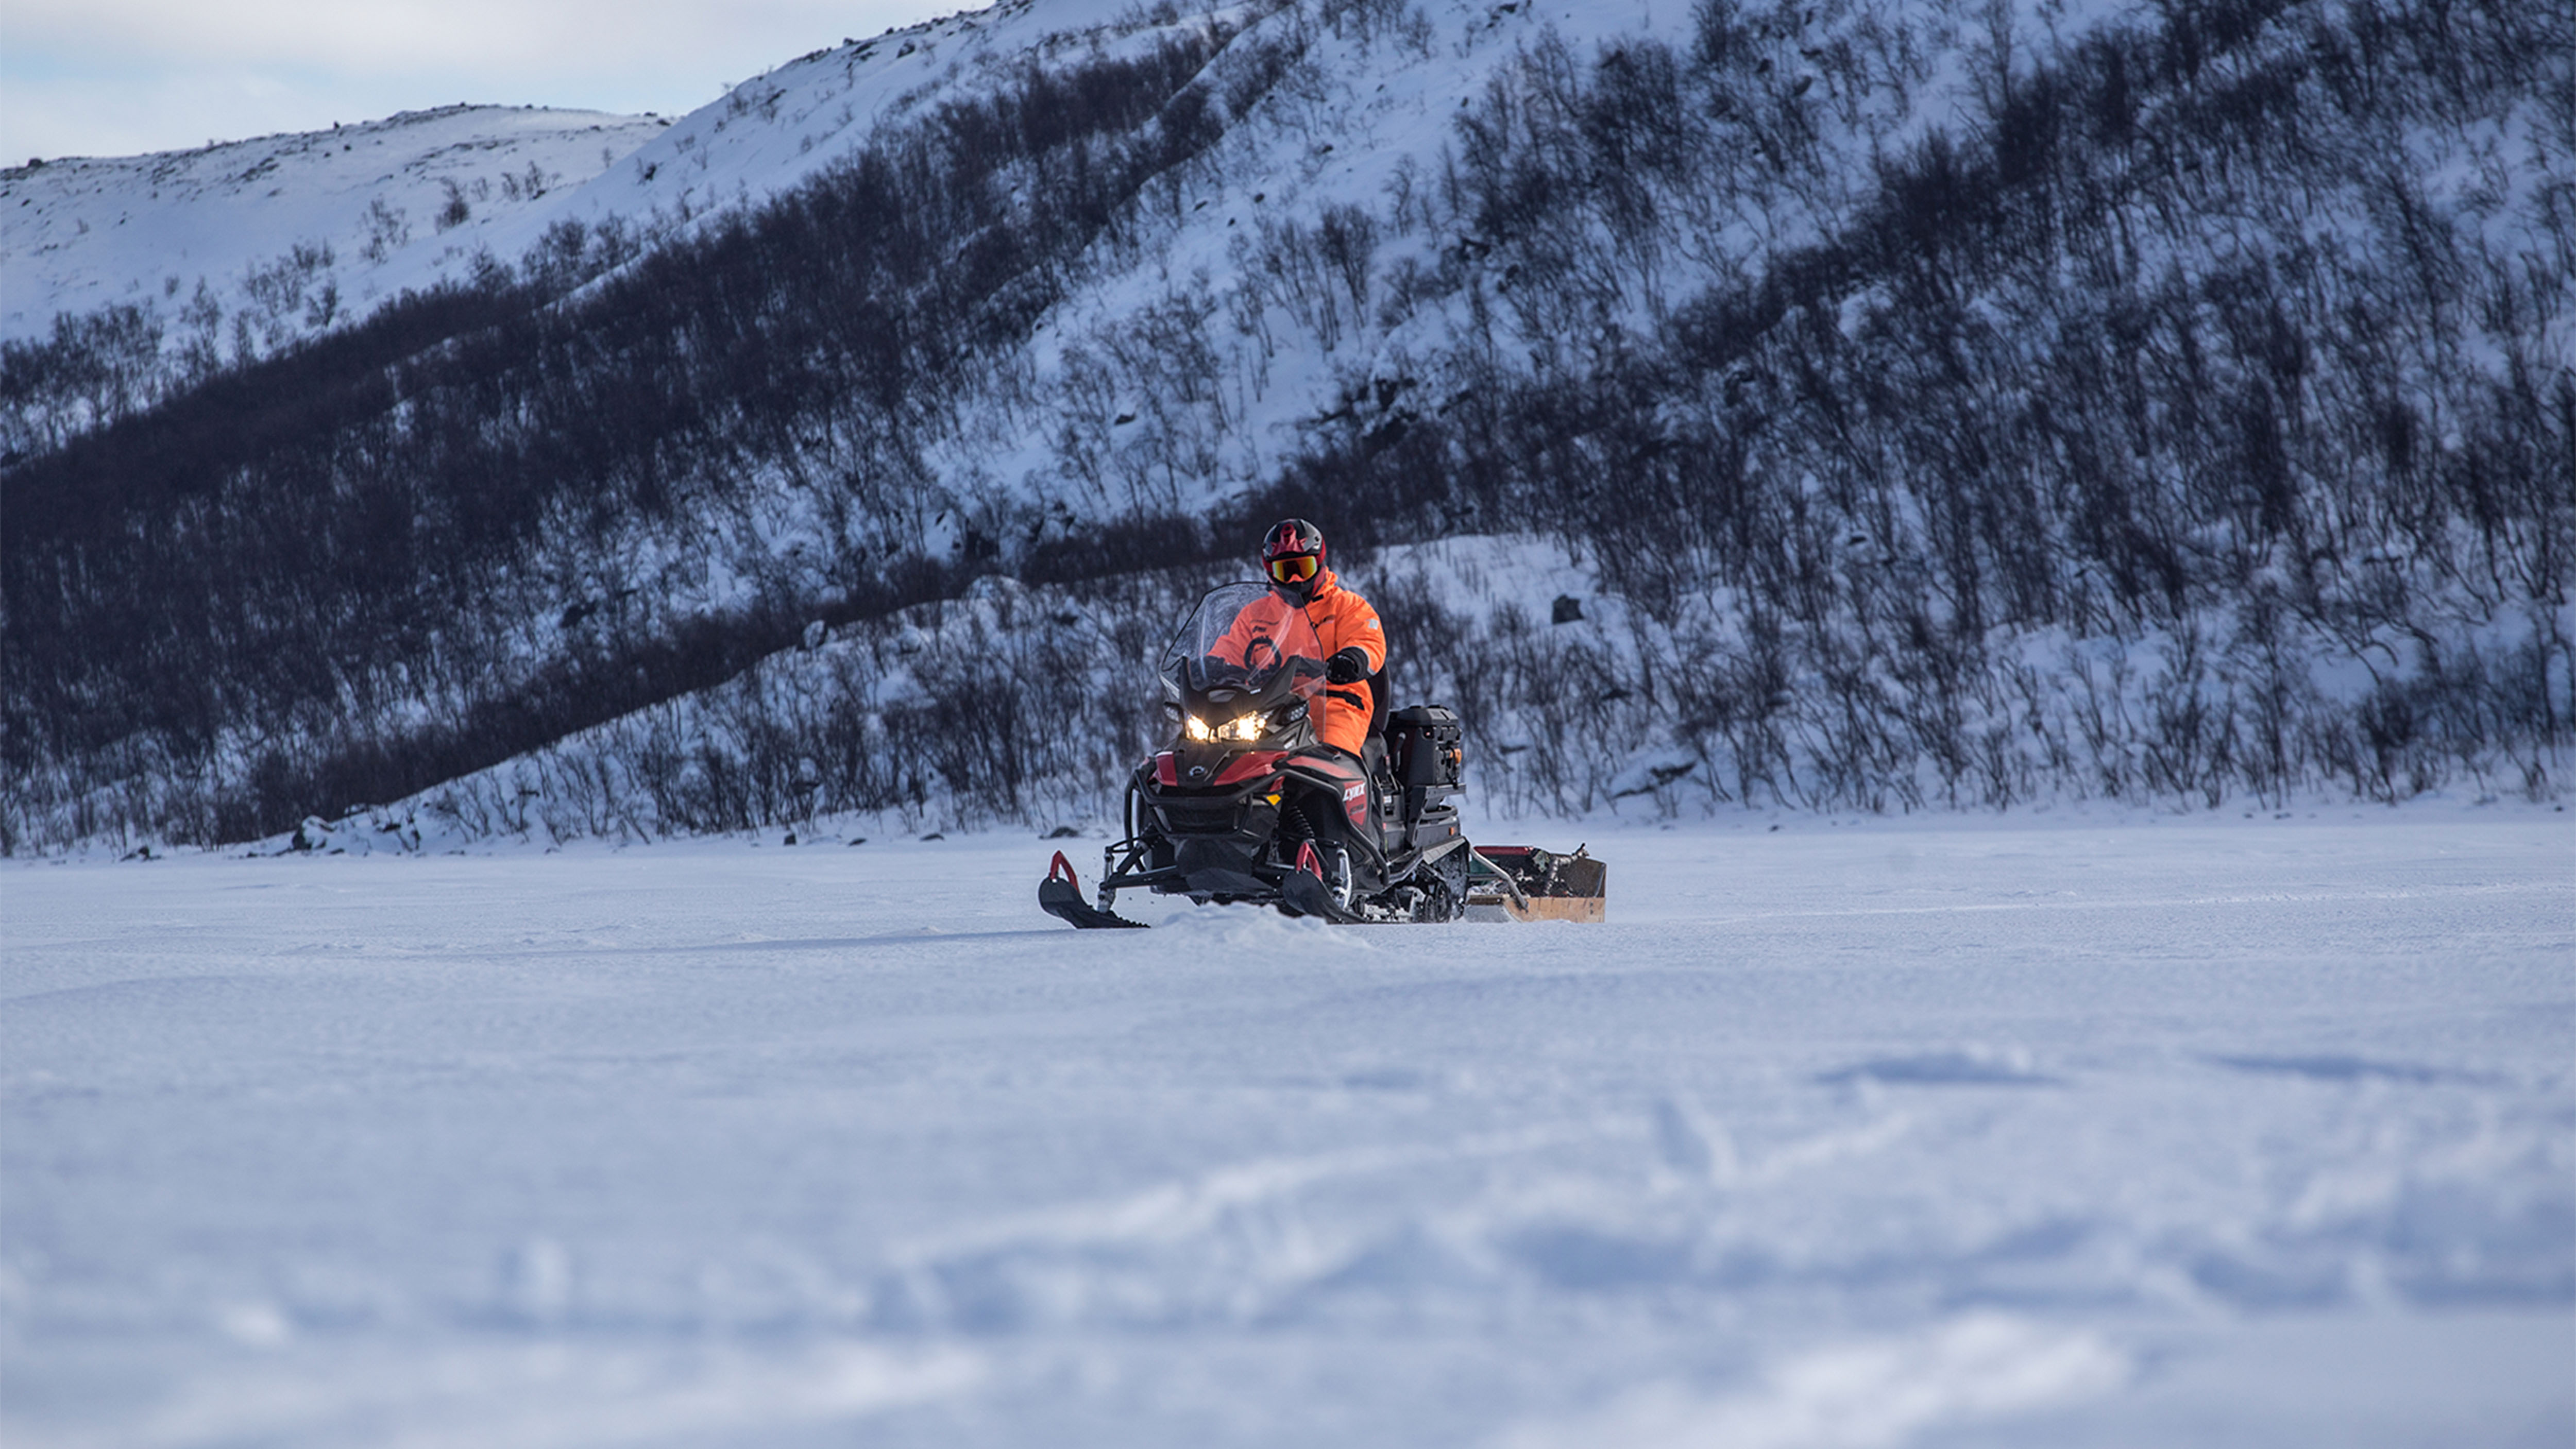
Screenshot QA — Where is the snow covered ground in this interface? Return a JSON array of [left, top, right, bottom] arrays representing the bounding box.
[[4, 805, 2569, 1446]]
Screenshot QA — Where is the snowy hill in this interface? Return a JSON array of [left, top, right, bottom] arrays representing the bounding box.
[[2, 0, 1212, 386], [1, 106, 669, 347], [3, 0, 2568, 853]]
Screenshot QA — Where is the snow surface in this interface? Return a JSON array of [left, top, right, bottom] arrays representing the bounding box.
[[5, 807, 2570, 1446]]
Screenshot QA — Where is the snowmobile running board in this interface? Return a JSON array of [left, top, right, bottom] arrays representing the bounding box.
[[1465, 845, 1608, 923], [1039, 851, 1148, 929]]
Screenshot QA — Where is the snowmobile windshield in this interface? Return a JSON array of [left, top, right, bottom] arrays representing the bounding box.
[[1161, 582, 1329, 705]]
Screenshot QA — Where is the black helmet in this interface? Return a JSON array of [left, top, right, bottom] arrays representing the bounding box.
[[1261, 518, 1326, 597]]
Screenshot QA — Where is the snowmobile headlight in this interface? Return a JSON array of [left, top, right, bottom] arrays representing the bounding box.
[[1226, 712, 1265, 741], [1183, 715, 1214, 742]]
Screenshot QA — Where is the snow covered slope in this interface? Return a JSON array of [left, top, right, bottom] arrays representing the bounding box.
[[530, 0, 1147, 248], [5, 809, 2569, 1445], [1, 0, 1201, 352], [0, 106, 669, 345]]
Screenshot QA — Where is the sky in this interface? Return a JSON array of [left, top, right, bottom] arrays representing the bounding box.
[[1, 0, 974, 164]]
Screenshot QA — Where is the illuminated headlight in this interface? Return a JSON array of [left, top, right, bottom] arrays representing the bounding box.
[[1226, 713, 1265, 741], [1183, 715, 1214, 742]]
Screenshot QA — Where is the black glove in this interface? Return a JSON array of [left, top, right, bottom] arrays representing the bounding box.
[[1325, 646, 1371, 685]]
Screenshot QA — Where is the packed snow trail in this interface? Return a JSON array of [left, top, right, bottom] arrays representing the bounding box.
[[4, 809, 2569, 1446]]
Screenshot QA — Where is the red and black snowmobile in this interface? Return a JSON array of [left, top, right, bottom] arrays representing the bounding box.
[[1040, 581, 1473, 927]]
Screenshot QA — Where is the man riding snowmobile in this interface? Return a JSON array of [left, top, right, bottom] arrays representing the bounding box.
[[1037, 519, 1611, 928], [1039, 519, 1473, 926]]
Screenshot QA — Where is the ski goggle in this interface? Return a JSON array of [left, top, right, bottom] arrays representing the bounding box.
[[1266, 554, 1320, 584]]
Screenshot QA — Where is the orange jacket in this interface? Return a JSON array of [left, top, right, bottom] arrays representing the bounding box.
[[1214, 571, 1385, 755]]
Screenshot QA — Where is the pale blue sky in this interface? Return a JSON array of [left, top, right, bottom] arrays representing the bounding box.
[[2, 0, 967, 163]]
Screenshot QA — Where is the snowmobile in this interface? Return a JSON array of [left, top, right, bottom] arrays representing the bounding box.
[[1039, 581, 1606, 928]]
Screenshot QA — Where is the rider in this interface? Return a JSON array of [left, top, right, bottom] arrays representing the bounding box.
[[1250, 518, 1383, 758]]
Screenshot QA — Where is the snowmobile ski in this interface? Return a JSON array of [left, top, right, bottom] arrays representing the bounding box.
[[1278, 840, 1358, 923], [1039, 851, 1149, 929]]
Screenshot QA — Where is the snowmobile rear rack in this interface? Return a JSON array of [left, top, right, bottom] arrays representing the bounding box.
[[1466, 845, 1607, 923]]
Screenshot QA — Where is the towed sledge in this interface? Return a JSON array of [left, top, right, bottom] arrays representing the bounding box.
[[1465, 845, 1608, 923]]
